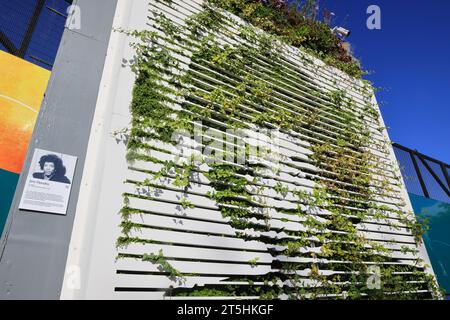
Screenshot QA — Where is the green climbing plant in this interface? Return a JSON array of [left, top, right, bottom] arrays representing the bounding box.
[[114, 0, 442, 300]]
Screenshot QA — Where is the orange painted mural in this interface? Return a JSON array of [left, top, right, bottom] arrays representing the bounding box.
[[0, 51, 50, 174]]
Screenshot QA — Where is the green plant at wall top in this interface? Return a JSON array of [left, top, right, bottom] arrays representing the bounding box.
[[209, 0, 363, 78], [115, 0, 443, 299]]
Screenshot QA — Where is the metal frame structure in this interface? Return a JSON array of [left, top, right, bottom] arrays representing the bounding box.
[[393, 143, 450, 201]]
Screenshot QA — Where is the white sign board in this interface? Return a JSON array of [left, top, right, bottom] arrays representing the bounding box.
[[19, 148, 77, 215]]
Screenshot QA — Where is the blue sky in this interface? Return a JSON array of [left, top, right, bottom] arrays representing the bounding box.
[[310, 0, 450, 163]]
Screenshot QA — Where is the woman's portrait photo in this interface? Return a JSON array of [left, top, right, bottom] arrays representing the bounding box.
[[32, 154, 71, 184]]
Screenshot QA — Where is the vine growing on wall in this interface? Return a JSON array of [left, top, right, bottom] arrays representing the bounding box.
[[115, 0, 442, 299]]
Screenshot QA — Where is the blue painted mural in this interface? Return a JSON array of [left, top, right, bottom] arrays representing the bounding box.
[[409, 193, 450, 293], [0, 0, 70, 236]]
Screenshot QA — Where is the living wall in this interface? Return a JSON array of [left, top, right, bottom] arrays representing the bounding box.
[[115, 0, 442, 299]]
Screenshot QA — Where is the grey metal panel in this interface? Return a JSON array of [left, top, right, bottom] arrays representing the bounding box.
[[0, 0, 118, 299], [69, 0, 120, 43]]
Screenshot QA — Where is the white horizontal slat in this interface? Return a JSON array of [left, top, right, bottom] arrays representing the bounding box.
[[116, 256, 273, 275], [127, 197, 225, 222], [120, 242, 273, 264], [123, 183, 218, 209], [115, 274, 230, 289], [126, 228, 269, 251], [112, 292, 167, 300]]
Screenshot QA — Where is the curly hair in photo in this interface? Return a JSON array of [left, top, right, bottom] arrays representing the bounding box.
[[38, 154, 67, 176], [33, 154, 71, 184]]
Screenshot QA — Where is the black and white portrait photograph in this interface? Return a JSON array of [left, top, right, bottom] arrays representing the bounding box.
[[19, 148, 77, 215], [32, 153, 71, 184]]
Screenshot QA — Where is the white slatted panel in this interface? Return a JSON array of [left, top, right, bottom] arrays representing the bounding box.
[[107, 0, 437, 299], [62, 0, 437, 300]]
